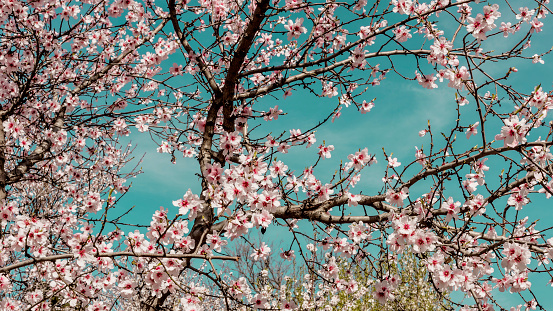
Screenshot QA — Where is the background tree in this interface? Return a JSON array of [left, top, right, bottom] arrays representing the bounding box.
[[224, 236, 453, 310], [0, 0, 552, 310]]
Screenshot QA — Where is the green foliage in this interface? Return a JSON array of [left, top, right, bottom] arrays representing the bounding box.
[[225, 236, 452, 310], [332, 251, 452, 311], [280, 249, 453, 311]]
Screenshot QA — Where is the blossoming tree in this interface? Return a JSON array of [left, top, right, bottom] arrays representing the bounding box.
[[1, 0, 552, 310], [223, 234, 452, 310]]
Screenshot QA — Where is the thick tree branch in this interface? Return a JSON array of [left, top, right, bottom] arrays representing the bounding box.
[[0, 252, 238, 274]]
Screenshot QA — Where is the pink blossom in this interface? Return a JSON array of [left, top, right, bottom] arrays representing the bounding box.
[[385, 187, 409, 207], [416, 72, 438, 89], [441, 197, 461, 222], [494, 115, 528, 147], [387, 156, 401, 168], [169, 63, 183, 76], [532, 54, 544, 64], [250, 242, 271, 261], [393, 26, 412, 42], [280, 249, 295, 261], [173, 189, 204, 218], [516, 7, 535, 22], [283, 18, 307, 41], [466, 122, 479, 139], [359, 100, 374, 113], [317, 144, 334, 159]]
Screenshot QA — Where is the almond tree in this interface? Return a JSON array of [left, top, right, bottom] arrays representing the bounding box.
[[1, 0, 553, 310]]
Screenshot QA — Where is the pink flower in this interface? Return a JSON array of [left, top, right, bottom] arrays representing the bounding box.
[[346, 191, 361, 206], [169, 63, 183, 75], [322, 81, 338, 98], [269, 160, 288, 178], [157, 141, 171, 153], [412, 230, 437, 253], [507, 187, 529, 210], [0, 274, 11, 291], [264, 105, 283, 121], [387, 156, 401, 168], [283, 18, 307, 41], [462, 178, 479, 193], [318, 144, 335, 159], [385, 187, 409, 207], [348, 221, 369, 243], [416, 72, 438, 89], [392, 0, 413, 15], [395, 216, 416, 236], [525, 299, 537, 310], [393, 26, 412, 42], [446, 66, 470, 90], [283, 88, 293, 98], [281, 300, 298, 310], [278, 142, 290, 153], [466, 14, 493, 41], [373, 280, 395, 304], [250, 242, 271, 261], [494, 115, 528, 147], [532, 54, 544, 64], [206, 231, 227, 252], [252, 210, 273, 228], [501, 243, 531, 272], [415, 146, 426, 166], [516, 7, 535, 22], [346, 148, 373, 170], [464, 194, 487, 216], [359, 100, 374, 113], [441, 197, 461, 222], [530, 18, 543, 33], [280, 249, 295, 260], [466, 122, 479, 139], [118, 280, 136, 298], [251, 294, 268, 309], [173, 189, 204, 218]]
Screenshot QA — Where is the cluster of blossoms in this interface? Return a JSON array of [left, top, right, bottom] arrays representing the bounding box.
[[344, 148, 377, 171], [387, 215, 437, 253], [495, 115, 529, 147], [466, 4, 501, 41]]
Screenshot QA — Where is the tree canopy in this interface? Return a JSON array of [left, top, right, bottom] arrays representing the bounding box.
[[0, 0, 552, 310]]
